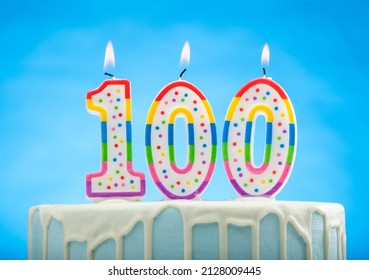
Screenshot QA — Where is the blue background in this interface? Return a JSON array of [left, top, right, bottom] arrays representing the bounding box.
[[0, 0, 368, 259]]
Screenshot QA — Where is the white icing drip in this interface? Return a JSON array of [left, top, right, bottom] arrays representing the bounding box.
[[28, 200, 346, 260]]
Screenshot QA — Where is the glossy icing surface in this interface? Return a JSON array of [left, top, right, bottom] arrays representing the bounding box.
[[28, 199, 346, 260]]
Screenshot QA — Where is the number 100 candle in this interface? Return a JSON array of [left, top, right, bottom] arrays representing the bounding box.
[[146, 41, 217, 199], [86, 41, 145, 200], [223, 44, 297, 197]]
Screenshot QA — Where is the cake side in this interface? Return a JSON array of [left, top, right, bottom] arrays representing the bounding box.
[[28, 199, 346, 260]]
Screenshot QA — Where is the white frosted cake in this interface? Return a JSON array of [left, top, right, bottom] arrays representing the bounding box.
[[28, 199, 346, 260]]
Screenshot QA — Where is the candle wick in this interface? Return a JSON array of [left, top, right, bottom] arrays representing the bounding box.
[[179, 68, 187, 80], [262, 68, 266, 77], [104, 72, 115, 79]]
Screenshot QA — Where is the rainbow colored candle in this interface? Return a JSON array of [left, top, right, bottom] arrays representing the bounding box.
[[145, 42, 217, 199], [223, 45, 297, 197], [86, 42, 145, 200]]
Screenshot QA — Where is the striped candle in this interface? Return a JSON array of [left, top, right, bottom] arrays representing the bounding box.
[[86, 79, 145, 199], [223, 78, 297, 197], [146, 80, 217, 199]]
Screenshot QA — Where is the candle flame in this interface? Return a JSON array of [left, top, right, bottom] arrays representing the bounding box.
[[261, 43, 270, 67], [180, 40, 190, 68], [104, 40, 115, 71]]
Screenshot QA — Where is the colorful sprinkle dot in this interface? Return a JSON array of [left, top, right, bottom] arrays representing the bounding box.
[[116, 98, 121, 102], [266, 91, 270, 95], [234, 123, 238, 127], [280, 144, 285, 148], [277, 136, 282, 140], [130, 180, 134, 184], [255, 188, 259, 192], [274, 106, 279, 111], [256, 88, 260, 93], [181, 189, 185, 193], [155, 126, 160, 130]]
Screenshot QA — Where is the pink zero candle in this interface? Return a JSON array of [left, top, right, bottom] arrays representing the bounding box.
[[86, 41, 145, 200]]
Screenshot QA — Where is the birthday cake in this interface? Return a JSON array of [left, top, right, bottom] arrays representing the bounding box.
[[28, 42, 346, 260], [28, 199, 345, 260]]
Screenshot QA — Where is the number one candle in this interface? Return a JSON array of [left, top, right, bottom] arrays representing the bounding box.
[[86, 41, 145, 200], [223, 44, 297, 197], [146, 41, 217, 199]]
